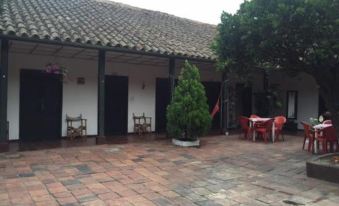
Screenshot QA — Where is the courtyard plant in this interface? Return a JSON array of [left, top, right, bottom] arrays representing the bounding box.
[[166, 61, 211, 142]]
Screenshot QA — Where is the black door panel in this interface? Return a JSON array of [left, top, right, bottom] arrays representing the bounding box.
[[105, 75, 128, 136], [203, 81, 221, 130], [155, 78, 171, 133], [20, 70, 62, 141]]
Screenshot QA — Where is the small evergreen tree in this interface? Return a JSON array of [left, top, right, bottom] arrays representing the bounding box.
[[166, 61, 211, 140]]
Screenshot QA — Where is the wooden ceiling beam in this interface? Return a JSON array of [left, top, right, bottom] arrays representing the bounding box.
[[29, 44, 39, 54], [52, 46, 64, 55], [71, 48, 87, 58]]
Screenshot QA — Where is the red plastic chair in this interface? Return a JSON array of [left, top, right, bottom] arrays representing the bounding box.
[[254, 119, 274, 143], [249, 114, 262, 130], [323, 120, 332, 125], [274, 116, 287, 141], [239, 116, 252, 140], [301, 122, 314, 152], [317, 126, 338, 153], [250, 114, 260, 118]]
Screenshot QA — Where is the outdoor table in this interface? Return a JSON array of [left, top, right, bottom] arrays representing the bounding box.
[[249, 118, 275, 143], [312, 123, 332, 154]]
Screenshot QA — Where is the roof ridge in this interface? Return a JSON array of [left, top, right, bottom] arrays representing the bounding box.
[[94, 0, 217, 27]]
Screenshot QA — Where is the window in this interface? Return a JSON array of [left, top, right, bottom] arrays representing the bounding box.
[[286, 91, 298, 119]]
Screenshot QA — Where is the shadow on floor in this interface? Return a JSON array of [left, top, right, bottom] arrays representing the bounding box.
[[0, 129, 302, 153], [0, 133, 169, 153]]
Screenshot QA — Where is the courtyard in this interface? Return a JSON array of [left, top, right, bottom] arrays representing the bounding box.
[[0, 135, 338, 206]]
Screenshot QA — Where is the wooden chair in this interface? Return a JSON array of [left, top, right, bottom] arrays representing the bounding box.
[[301, 122, 313, 152], [66, 114, 87, 140], [133, 113, 152, 135], [142, 113, 152, 133], [133, 113, 144, 135]]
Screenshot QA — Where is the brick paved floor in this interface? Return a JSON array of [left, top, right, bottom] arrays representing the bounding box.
[[0, 135, 338, 206]]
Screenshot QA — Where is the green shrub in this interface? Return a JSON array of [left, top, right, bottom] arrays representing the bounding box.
[[166, 61, 211, 140]]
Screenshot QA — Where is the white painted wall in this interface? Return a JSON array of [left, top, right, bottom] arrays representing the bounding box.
[[105, 60, 221, 133], [6, 46, 319, 139], [7, 51, 221, 140], [8, 53, 98, 140], [269, 72, 319, 129], [105, 62, 167, 133], [175, 61, 222, 82], [223, 71, 318, 129]]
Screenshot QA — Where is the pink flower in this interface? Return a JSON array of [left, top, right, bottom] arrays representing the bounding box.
[[45, 63, 53, 73]]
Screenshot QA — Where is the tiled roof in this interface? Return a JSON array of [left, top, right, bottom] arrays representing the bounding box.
[[0, 0, 217, 60]]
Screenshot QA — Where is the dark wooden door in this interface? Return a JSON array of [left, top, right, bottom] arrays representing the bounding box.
[[155, 78, 178, 133], [203, 81, 221, 130], [155, 78, 171, 133], [105, 75, 128, 136], [20, 70, 62, 141]]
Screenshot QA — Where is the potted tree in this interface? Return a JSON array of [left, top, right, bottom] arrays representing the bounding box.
[[166, 61, 211, 147]]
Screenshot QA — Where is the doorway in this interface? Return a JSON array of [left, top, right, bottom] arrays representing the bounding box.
[[20, 69, 62, 141], [104, 75, 128, 136], [318, 95, 327, 116], [203, 81, 221, 130], [155, 78, 171, 133], [236, 84, 252, 118]]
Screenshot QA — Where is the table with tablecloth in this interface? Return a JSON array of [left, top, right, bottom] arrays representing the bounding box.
[[249, 118, 276, 143], [312, 123, 332, 154]]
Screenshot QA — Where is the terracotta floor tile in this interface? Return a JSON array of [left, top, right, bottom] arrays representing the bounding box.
[[98, 192, 120, 200], [56, 195, 78, 205], [0, 134, 338, 206]]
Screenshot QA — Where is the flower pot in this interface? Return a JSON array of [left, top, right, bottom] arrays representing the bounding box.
[[172, 138, 200, 147]]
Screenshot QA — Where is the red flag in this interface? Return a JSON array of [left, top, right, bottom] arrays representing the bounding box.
[[210, 97, 220, 119]]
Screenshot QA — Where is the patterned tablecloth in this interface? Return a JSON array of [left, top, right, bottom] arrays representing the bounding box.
[[313, 123, 333, 154], [248, 118, 275, 142]]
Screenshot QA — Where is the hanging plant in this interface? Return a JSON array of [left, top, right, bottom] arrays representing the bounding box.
[[44, 63, 70, 82]]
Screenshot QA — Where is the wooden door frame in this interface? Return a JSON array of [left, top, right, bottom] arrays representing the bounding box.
[[19, 69, 63, 140]]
